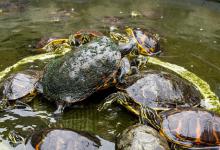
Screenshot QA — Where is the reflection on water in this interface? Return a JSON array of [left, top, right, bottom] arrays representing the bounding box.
[[0, 0, 220, 149]]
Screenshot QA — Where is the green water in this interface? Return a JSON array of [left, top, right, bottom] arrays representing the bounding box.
[[0, 0, 220, 149]]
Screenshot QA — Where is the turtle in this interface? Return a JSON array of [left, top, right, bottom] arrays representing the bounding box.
[[25, 128, 101, 150], [139, 107, 220, 149], [110, 27, 161, 69], [37, 30, 103, 53], [0, 70, 42, 110], [98, 70, 202, 115], [117, 124, 170, 150], [35, 37, 69, 53], [40, 36, 137, 114]]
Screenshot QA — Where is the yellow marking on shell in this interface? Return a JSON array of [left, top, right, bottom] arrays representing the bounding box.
[[161, 127, 192, 148], [148, 57, 220, 114]]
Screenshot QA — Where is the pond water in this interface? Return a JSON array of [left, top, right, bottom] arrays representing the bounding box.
[[0, 0, 220, 149]]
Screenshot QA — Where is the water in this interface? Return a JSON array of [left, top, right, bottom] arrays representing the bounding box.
[[0, 0, 220, 149]]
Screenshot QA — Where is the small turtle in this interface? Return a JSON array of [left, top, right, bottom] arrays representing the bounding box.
[[37, 38, 70, 53], [110, 27, 161, 56], [98, 70, 202, 115], [40, 36, 136, 114], [0, 70, 42, 110], [110, 27, 161, 69], [37, 30, 102, 53], [117, 124, 170, 150], [25, 128, 101, 150], [139, 107, 220, 149]]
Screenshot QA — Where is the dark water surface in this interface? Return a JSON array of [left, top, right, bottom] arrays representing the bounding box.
[[0, 0, 220, 149]]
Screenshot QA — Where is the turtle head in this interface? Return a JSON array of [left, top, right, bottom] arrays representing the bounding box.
[[125, 27, 161, 56], [139, 105, 162, 131]]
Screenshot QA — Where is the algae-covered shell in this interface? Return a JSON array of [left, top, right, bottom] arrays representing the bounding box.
[[42, 36, 121, 104]]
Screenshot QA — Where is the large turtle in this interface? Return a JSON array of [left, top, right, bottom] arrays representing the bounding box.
[[25, 128, 101, 150], [0, 70, 42, 110], [98, 70, 202, 115], [40, 36, 136, 114], [117, 124, 170, 150], [139, 107, 220, 149]]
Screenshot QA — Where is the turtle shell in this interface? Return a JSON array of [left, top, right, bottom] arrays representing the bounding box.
[[42, 36, 121, 104], [117, 124, 170, 150], [160, 107, 220, 148], [121, 70, 202, 110], [26, 128, 101, 150], [2, 70, 41, 101], [128, 28, 160, 56]]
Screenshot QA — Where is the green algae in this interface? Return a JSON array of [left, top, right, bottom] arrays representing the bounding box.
[[148, 57, 220, 113]]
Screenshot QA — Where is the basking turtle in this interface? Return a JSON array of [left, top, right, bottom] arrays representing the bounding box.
[[41, 36, 135, 114], [37, 30, 102, 53], [25, 128, 101, 150], [110, 27, 161, 56], [110, 27, 161, 69], [36, 37, 69, 53], [98, 70, 202, 115], [139, 107, 220, 149], [117, 124, 170, 150], [0, 70, 42, 110]]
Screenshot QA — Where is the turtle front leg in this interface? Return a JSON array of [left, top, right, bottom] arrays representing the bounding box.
[[0, 98, 8, 111], [54, 101, 66, 115], [98, 92, 140, 116], [136, 55, 149, 69], [118, 57, 131, 83]]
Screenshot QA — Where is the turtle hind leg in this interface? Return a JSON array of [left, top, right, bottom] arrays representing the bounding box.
[[53, 101, 66, 115], [0, 98, 8, 111]]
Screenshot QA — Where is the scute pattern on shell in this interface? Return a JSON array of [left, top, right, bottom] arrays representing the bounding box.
[[42, 36, 121, 103], [125, 71, 202, 109], [2, 70, 40, 100], [161, 108, 220, 147]]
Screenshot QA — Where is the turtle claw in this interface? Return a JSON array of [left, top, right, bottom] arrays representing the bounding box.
[[8, 130, 25, 146], [54, 105, 64, 115]]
